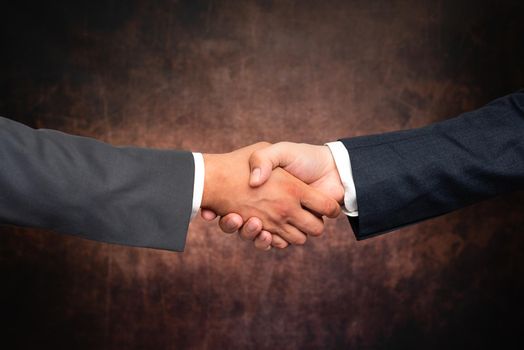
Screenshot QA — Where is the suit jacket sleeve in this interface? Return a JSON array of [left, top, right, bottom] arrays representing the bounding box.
[[0, 117, 195, 251], [340, 91, 524, 240]]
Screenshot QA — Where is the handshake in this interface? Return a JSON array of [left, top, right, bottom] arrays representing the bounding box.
[[1, 90, 522, 253], [199, 142, 346, 251]]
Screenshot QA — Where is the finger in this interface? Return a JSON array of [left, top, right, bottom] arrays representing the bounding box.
[[270, 234, 289, 249], [238, 217, 263, 240], [299, 186, 341, 218], [218, 213, 244, 233], [200, 209, 217, 221], [275, 224, 307, 246], [249, 143, 291, 187], [254, 231, 272, 250], [288, 211, 325, 237]]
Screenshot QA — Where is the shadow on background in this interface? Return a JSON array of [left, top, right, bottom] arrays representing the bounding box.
[[1, 1, 524, 349]]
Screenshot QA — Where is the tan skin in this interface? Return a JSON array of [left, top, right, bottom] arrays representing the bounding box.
[[202, 142, 345, 250], [202, 143, 341, 246]]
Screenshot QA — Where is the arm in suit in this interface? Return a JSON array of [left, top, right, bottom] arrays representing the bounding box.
[[0, 119, 339, 251], [341, 91, 524, 239], [213, 91, 524, 249], [0, 117, 195, 251]]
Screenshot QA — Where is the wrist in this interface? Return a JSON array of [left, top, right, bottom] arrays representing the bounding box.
[[202, 153, 234, 211], [202, 153, 219, 209], [323, 143, 346, 205]]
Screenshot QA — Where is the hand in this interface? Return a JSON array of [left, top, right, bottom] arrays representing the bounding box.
[[202, 143, 341, 248], [201, 142, 345, 250]]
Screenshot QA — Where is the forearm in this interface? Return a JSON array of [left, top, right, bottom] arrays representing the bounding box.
[[0, 117, 194, 251], [342, 91, 524, 238]]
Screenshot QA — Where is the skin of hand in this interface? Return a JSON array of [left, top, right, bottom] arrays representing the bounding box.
[[201, 142, 341, 248], [201, 142, 345, 250]]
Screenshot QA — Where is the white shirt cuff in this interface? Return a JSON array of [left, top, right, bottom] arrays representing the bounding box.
[[325, 141, 358, 217], [191, 152, 205, 220]]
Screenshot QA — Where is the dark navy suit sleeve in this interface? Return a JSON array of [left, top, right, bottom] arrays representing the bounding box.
[[0, 117, 195, 251], [340, 91, 524, 240]]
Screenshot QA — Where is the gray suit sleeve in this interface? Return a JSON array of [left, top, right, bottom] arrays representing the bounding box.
[[341, 91, 524, 239], [0, 117, 195, 251]]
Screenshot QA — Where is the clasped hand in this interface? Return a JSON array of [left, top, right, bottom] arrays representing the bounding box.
[[200, 142, 345, 251]]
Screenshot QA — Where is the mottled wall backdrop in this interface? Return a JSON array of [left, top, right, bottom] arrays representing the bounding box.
[[1, 0, 524, 349]]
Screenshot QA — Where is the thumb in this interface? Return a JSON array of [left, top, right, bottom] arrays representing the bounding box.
[[249, 143, 289, 187]]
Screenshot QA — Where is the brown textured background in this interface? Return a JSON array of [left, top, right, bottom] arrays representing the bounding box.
[[1, 0, 524, 349]]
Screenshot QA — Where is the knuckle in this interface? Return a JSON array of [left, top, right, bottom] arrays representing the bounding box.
[[255, 141, 271, 148], [286, 184, 301, 198], [274, 201, 291, 219], [275, 141, 290, 149], [250, 151, 263, 164]]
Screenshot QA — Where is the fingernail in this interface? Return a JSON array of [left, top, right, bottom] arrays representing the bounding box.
[[251, 168, 261, 184], [247, 220, 259, 233]]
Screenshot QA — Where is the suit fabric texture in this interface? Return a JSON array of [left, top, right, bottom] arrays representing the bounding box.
[[342, 91, 524, 240], [0, 117, 194, 251]]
